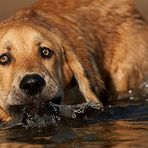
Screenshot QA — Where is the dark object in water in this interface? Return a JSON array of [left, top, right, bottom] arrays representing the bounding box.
[[0, 102, 102, 129]]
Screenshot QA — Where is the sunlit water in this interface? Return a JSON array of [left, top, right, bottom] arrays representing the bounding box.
[[0, 81, 148, 148]]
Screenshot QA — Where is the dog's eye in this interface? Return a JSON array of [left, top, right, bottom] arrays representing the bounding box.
[[0, 54, 10, 65], [40, 47, 53, 58]]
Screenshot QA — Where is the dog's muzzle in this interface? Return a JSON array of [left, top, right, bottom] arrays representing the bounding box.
[[19, 74, 46, 96]]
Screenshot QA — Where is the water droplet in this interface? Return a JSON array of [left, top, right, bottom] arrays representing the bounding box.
[[57, 116, 61, 121], [109, 105, 112, 108], [130, 96, 134, 100], [53, 106, 58, 112], [128, 90, 132, 94], [72, 113, 77, 118]]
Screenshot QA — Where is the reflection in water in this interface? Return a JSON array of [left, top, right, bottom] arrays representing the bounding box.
[[0, 120, 147, 148], [111, 121, 148, 148]]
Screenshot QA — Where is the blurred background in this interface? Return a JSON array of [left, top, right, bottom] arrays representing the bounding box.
[[0, 0, 148, 21]]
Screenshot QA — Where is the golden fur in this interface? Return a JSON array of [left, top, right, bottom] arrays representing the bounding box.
[[0, 0, 148, 121]]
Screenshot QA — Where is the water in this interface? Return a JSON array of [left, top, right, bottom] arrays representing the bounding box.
[[0, 120, 147, 148], [0, 81, 148, 147], [0, 110, 147, 147]]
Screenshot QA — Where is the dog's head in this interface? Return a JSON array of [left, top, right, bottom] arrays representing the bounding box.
[[0, 10, 103, 113], [0, 24, 66, 109]]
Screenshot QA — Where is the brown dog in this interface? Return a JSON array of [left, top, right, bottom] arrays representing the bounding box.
[[0, 0, 148, 121]]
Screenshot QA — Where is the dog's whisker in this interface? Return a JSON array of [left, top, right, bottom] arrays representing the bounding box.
[[0, 90, 9, 92]]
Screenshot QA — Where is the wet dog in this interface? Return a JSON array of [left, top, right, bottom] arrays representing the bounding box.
[[0, 0, 148, 121]]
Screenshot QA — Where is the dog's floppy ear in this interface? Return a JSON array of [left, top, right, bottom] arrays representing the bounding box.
[[62, 43, 104, 105]]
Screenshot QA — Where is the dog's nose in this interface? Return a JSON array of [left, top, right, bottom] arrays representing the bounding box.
[[19, 74, 46, 96]]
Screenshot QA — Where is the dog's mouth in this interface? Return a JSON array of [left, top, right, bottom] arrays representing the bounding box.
[[7, 94, 63, 116], [4, 98, 62, 128]]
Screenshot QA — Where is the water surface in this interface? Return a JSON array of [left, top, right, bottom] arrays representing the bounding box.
[[0, 99, 147, 147]]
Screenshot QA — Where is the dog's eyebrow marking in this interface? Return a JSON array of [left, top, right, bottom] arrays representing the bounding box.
[[34, 36, 44, 45], [0, 41, 12, 55], [4, 41, 12, 51]]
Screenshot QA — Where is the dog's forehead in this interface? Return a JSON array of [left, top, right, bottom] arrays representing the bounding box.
[[0, 26, 43, 50]]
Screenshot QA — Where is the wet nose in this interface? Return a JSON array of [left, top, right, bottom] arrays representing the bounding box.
[[19, 74, 46, 96]]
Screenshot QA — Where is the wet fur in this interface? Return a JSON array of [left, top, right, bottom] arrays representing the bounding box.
[[0, 0, 148, 120]]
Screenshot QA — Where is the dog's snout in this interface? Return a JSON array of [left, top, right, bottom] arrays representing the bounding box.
[[19, 74, 46, 96]]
